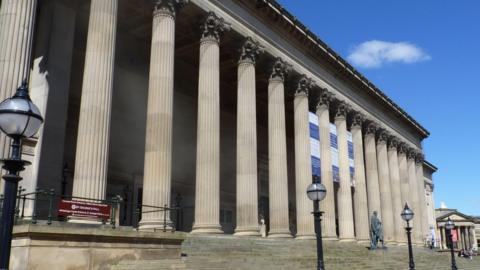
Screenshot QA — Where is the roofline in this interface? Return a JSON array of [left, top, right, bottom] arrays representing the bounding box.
[[423, 160, 438, 172], [251, 0, 430, 138]]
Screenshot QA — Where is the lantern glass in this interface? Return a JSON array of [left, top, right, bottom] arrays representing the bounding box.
[[0, 84, 43, 138], [306, 182, 327, 202], [401, 203, 414, 221], [445, 218, 455, 230]]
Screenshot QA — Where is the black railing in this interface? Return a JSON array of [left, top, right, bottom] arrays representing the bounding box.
[[5, 187, 181, 232]]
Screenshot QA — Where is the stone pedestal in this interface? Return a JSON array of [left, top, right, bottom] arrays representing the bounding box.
[[72, 0, 117, 201], [334, 102, 355, 242], [350, 113, 369, 243], [376, 131, 394, 243], [192, 12, 230, 234], [316, 91, 337, 240], [267, 59, 291, 238], [293, 76, 314, 239], [140, 1, 187, 230]]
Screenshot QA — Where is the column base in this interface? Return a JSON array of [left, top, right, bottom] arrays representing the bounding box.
[[339, 237, 356, 242], [191, 224, 223, 234], [322, 236, 339, 241], [138, 219, 173, 231], [234, 226, 260, 237], [356, 239, 370, 245], [268, 229, 292, 238], [295, 234, 316, 240]]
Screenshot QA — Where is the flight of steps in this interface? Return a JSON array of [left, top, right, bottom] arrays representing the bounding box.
[[112, 235, 480, 270]]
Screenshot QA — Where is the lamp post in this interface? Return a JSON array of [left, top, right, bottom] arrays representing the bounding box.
[[307, 180, 327, 270], [0, 80, 43, 269], [401, 203, 415, 270], [445, 217, 457, 270]]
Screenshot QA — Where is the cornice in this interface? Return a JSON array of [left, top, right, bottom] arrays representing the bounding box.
[[246, 0, 430, 138]]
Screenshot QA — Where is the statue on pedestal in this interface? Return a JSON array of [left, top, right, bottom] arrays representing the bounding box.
[[370, 211, 385, 250]]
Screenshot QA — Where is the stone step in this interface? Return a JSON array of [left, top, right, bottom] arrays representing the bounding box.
[[111, 235, 480, 270]]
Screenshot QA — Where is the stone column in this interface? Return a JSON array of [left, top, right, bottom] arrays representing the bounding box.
[[471, 227, 477, 250], [316, 90, 337, 240], [364, 121, 382, 218], [387, 137, 404, 244], [407, 149, 422, 244], [350, 112, 369, 243], [139, 0, 187, 230], [334, 101, 355, 242], [234, 37, 263, 236], [267, 58, 292, 238], [192, 12, 230, 234], [376, 130, 395, 243], [415, 153, 428, 242], [294, 76, 314, 239], [398, 144, 410, 213], [72, 0, 118, 201], [0, 0, 37, 193]]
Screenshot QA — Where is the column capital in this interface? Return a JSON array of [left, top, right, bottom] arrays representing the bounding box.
[[269, 57, 291, 82], [350, 111, 365, 129], [153, 0, 189, 17], [201, 11, 231, 42], [238, 37, 263, 65], [388, 136, 399, 150], [295, 75, 313, 97], [316, 88, 333, 110], [415, 152, 425, 164], [407, 148, 417, 160], [364, 120, 378, 136], [376, 129, 389, 144], [398, 142, 408, 154], [333, 100, 349, 119]]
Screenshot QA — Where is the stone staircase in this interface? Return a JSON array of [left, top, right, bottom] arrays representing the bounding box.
[[112, 235, 480, 270]]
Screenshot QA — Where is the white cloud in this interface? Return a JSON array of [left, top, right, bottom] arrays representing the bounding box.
[[347, 40, 431, 68]]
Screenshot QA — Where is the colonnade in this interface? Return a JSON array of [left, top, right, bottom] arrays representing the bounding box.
[[0, 0, 432, 243], [438, 225, 477, 250]]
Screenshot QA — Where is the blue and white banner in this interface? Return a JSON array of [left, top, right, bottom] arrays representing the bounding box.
[[309, 112, 321, 178], [307, 119, 355, 186]]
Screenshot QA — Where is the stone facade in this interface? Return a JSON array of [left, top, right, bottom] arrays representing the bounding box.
[[1, 0, 436, 246]]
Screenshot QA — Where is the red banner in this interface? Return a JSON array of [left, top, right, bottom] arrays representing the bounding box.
[[451, 229, 458, 242], [58, 199, 111, 219]]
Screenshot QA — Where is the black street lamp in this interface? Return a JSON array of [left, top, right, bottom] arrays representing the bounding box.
[[0, 80, 43, 269], [307, 181, 327, 270], [401, 203, 415, 270], [445, 217, 458, 270]]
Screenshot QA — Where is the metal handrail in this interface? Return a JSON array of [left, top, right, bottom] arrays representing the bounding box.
[[6, 187, 182, 232]]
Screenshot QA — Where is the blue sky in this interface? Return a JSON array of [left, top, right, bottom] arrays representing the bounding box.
[[277, 0, 480, 215]]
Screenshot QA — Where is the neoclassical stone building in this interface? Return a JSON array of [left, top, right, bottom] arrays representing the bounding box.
[[0, 0, 437, 245]]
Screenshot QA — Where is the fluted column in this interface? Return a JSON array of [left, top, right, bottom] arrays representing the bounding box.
[[387, 137, 404, 244], [139, 0, 187, 230], [471, 227, 477, 250], [316, 90, 337, 240], [192, 12, 230, 234], [0, 0, 37, 193], [415, 153, 428, 242], [350, 112, 370, 242], [376, 130, 395, 243], [364, 122, 382, 218], [334, 101, 355, 242], [72, 0, 118, 201], [294, 76, 314, 239], [234, 37, 262, 236], [407, 149, 422, 244], [267, 58, 292, 238]]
